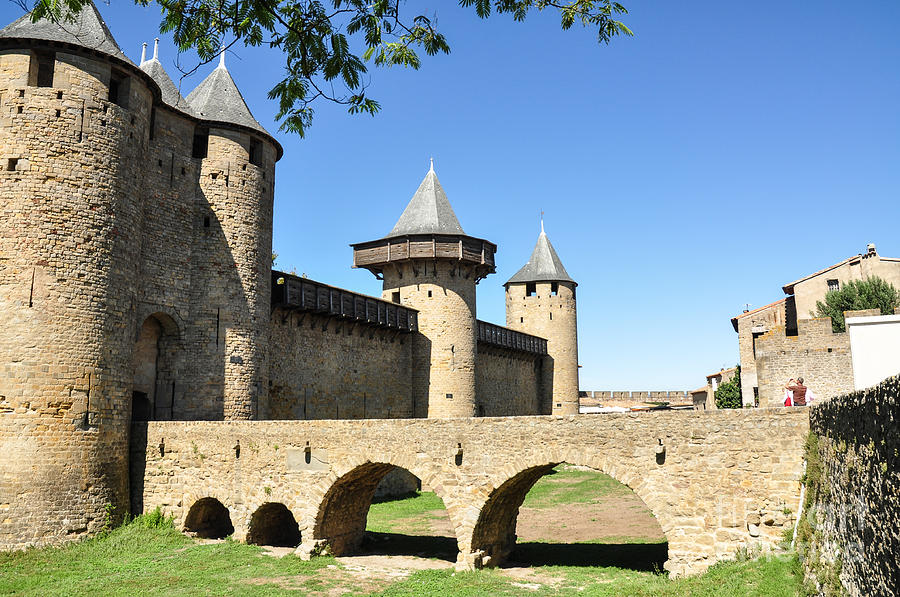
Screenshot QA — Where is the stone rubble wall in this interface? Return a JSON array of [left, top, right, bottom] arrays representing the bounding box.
[[475, 347, 543, 416], [804, 375, 899, 597], [133, 409, 808, 577]]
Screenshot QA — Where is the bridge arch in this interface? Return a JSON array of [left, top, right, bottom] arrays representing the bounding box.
[[183, 496, 234, 539], [306, 454, 456, 557], [246, 502, 301, 547], [465, 449, 673, 570]]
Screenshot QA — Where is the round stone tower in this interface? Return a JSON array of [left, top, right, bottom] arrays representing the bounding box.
[[352, 163, 496, 418], [505, 222, 579, 415], [0, 3, 155, 548], [186, 50, 280, 420]]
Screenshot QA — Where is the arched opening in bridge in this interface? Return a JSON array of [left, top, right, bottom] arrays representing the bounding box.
[[132, 313, 181, 421], [246, 503, 301, 547], [315, 463, 457, 562], [472, 463, 667, 570], [183, 497, 234, 539]]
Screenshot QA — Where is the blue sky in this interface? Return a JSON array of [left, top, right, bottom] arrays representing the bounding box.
[[3, 1, 898, 391]]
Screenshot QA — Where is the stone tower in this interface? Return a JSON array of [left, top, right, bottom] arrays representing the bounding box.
[[0, 1, 279, 549], [505, 223, 579, 415], [185, 49, 278, 420], [0, 3, 154, 548], [352, 164, 496, 417]]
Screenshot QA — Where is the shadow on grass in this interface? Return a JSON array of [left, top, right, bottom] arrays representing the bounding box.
[[360, 531, 459, 563], [506, 541, 668, 572]]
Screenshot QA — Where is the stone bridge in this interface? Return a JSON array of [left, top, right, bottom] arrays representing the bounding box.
[[131, 409, 809, 576]]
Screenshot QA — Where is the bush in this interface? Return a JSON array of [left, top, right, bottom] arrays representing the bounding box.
[[714, 366, 742, 409], [814, 276, 899, 332]]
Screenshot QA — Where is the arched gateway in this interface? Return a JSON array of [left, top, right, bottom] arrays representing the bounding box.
[[132, 410, 808, 576]]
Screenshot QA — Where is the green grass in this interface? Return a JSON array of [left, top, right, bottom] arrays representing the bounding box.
[[367, 491, 449, 534], [0, 513, 338, 597], [521, 465, 632, 509], [0, 518, 802, 596], [368, 554, 802, 596]]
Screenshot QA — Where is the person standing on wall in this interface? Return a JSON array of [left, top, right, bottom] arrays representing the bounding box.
[[785, 377, 809, 406]]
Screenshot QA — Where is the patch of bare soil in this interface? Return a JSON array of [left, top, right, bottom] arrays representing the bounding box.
[[517, 495, 665, 543]]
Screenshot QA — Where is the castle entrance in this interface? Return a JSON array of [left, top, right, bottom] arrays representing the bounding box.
[[132, 313, 181, 421]]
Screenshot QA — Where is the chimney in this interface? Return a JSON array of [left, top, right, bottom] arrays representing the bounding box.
[[866, 243, 876, 256]]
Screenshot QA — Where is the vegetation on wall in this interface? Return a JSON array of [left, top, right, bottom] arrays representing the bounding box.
[[714, 366, 742, 409], [814, 276, 900, 333]]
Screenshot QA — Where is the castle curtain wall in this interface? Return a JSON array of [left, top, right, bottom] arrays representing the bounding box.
[[475, 348, 543, 416], [266, 311, 414, 420]]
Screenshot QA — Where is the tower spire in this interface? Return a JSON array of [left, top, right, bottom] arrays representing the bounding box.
[[140, 42, 147, 64], [540, 210, 544, 234], [218, 43, 226, 69], [429, 156, 434, 172], [153, 37, 159, 60]]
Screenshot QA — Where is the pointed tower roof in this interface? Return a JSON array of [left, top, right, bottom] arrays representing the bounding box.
[[386, 162, 465, 238], [186, 48, 270, 137], [140, 39, 192, 113], [506, 226, 576, 286], [0, 0, 131, 64]]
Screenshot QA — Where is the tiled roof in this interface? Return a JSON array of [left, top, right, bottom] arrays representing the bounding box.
[[506, 227, 575, 286], [186, 51, 271, 137], [387, 163, 465, 238], [0, 0, 131, 64]]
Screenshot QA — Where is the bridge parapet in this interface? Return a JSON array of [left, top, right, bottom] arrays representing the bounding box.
[[132, 409, 808, 577]]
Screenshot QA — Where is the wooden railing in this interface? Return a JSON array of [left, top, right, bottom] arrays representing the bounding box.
[[477, 320, 547, 355], [272, 271, 417, 332]]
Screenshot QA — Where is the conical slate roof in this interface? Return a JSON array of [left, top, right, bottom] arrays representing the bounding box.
[[0, 0, 131, 64], [186, 52, 270, 136], [506, 227, 576, 286], [387, 164, 465, 237], [140, 52, 192, 113]]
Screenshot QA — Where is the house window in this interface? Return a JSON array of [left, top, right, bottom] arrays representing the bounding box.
[[391, 291, 400, 304], [827, 279, 839, 292], [526, 282, 536, 297]]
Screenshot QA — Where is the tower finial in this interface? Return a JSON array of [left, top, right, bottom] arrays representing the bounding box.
[[153, 38, 159, 61], [140, 42, 147, 64], [429, 156, 434, 172], [219, 43, 226, 69], [540, 210, 545, 234]]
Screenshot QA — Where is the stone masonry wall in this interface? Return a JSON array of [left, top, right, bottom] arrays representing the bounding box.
[[267, 309, 414, 420], [506, 281, 578, 415], [0, 47, 152, 548], [133, 409, 808, 577], [475, 347, 542, 416], [755, 318, 854, 407], [382, 261, 478, 418], [803, 375, 899, 596]]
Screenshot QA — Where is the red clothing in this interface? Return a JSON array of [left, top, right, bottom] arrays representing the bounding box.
[[788, 384, 807, 406]]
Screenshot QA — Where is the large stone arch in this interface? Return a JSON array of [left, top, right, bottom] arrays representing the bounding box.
[[462, 447, 676, 571], [301, 453, 461, 559], [131, 311, 184, 421]]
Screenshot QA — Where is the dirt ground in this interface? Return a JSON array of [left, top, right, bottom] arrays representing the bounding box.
[[384, 482, 665, 545]]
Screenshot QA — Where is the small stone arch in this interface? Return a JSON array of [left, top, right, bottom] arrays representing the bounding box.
[[184, 497, 234, 539], [467, 452, 671, 570], [308, 457, 453, 557], [246, 502, 301, 547], [132, 311, 183, 421]]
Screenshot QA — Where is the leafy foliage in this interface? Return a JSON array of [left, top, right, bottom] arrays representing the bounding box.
[[814, 276, 900, 333], [26, 0, 632, 136], [714, 366, 742, 409]]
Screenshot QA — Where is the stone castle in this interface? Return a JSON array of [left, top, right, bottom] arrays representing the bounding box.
[[0, 3, 580, 549]]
